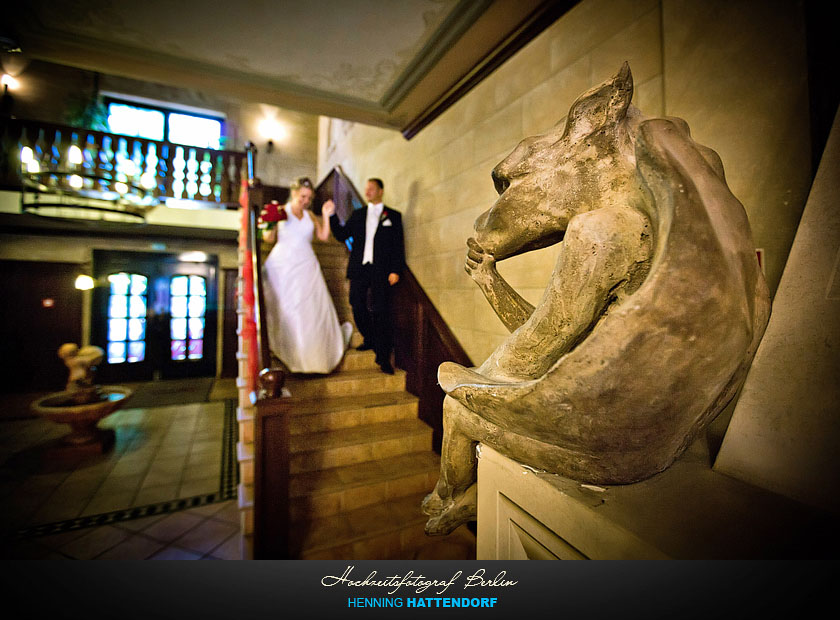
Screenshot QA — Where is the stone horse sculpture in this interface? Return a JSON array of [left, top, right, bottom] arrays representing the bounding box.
[[423, 63, 771, 535]]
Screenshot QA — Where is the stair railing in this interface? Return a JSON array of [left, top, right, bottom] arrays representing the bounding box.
[[238, 143, 291, 559]]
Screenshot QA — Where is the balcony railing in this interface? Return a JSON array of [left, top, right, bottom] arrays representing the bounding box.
[[0, 118, 246, 218]]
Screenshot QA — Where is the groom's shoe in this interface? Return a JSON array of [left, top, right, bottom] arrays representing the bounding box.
[[379, 362, 394, 375], [356, 342, 374, 351]]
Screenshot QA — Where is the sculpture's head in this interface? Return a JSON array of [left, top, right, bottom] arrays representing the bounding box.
[[472, 62, 644, 260], [58, 343, 79, 360]]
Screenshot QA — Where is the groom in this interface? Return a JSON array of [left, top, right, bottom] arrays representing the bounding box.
[[328, 178, 405, 374]]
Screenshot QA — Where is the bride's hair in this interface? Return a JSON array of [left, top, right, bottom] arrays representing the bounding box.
[[290, 177, 314, 193]]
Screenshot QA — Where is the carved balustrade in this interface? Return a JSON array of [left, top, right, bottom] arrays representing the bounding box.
[[0, 118, 245, 210]]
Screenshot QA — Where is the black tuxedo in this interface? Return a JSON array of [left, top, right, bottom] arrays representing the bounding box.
[[330, 205, 405, 368]]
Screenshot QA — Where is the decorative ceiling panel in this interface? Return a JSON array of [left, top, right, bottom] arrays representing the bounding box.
[[7, 0, 575, 136]]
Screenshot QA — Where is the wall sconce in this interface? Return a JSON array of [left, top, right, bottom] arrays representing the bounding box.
[[1, 74, 19, 91], [1, 74, 18, 117], [257, 114, 288, 156], [1, 36, 28, 118], [75, 275, 95, 290]]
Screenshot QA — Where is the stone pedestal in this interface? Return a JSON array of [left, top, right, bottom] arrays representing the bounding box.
[[476, 443, 836, 559]]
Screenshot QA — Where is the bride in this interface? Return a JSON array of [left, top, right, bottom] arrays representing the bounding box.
[[261, 177, 353, 373]]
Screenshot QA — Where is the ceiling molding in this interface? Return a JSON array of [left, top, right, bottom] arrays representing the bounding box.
[[9, 1, 577, 137], [380, 0, 494, 111], [400, 0, 579, 138]]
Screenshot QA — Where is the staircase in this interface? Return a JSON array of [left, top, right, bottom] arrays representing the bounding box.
[[236, 237, 475, 559]]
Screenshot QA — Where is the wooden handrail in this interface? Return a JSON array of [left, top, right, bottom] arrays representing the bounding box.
[[247, 190, 272, 375], [240, 144, 291, 559], [239, 144, 283, 399]]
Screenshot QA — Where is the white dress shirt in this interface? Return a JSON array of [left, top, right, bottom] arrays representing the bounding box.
[[363, 202, 383, 265]]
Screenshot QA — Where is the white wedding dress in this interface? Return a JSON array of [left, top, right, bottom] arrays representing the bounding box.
[[262, 204, 353, 373]]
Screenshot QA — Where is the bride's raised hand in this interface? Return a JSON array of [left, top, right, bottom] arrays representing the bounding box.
[[322, 199, 336, 217]]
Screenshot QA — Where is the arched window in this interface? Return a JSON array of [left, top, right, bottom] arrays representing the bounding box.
[[106, 272, 148, 364], [169, 275, 206, 361]]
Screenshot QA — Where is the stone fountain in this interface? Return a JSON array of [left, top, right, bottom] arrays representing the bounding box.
[[30, 343, 132, 456]]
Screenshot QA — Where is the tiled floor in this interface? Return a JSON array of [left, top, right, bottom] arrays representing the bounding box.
[[0, 389, 244, 560], [6, 499, 242, 559]]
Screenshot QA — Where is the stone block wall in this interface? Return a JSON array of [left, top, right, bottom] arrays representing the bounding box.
[[318, 0, 811, 367]]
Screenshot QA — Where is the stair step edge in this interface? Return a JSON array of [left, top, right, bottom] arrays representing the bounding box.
[[298, 515, 429, 556], [293, 493, 431, 555], [285, 391, 419, 415], [286, 368, 407, 383], [236, 406, 255, 422], [289, 460, 439, 499], [237, 441, 255, 462], [238, 483, 254, 509], [289, 418, 432, 451]]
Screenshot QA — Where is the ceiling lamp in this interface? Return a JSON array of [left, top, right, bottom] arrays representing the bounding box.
[[0, 36, 29, 77]]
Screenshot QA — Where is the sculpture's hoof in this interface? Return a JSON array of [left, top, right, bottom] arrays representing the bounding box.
[[421, 492, 443, 516], [423, 485, 476, 536], [421, 490, 447, 517]]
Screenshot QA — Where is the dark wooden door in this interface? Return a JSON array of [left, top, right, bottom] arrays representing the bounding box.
[[92, 250, 218, 383], [220, 267, 239, 378], [0, 260, 83, 393]]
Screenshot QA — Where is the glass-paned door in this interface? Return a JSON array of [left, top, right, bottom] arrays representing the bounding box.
[[92, 250, 218, 382], [105, 272, 148, 365], [169, 275, 207, 362]]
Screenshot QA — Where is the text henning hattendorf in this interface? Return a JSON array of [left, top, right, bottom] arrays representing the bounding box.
[[321, 566, 517, 596]]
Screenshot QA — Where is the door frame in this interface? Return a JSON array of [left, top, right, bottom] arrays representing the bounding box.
[[91, 249, 219, 383]]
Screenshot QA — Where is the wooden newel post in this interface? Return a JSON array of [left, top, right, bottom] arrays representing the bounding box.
[[254, 374, 290, 559]]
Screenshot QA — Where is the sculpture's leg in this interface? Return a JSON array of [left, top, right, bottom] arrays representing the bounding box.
[[424, 484, 477, 536], [423, 396, 479, 535]]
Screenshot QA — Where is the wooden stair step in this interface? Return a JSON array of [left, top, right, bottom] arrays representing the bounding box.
[[325, 286, 351, 301], [290, 450, 439, 498], [289, 450, 439, 521], [238, 482, 254, 510], [335, 349, 378, 372], [288, 390, 418, 435], [313, 241, 349, 253], [289, 418, 432, 473], [285, 368, 406, 398], [315, 246, 348, 256], [237, 440, 254, 462], [313, 255, 348, 267], [291, 492, 426, 558], [290, 417, 431, 453], [319, 261, 349, 273], [292, 492, 475, 560], [316, 250, 348, 260], [322, 270, 350, 281]]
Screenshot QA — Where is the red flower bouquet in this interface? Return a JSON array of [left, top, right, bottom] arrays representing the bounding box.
[[259, 200, 288, 230]]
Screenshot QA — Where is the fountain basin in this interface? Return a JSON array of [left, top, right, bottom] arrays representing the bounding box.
[[30, 385, 132, 451]]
